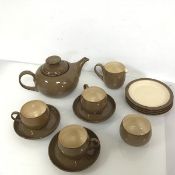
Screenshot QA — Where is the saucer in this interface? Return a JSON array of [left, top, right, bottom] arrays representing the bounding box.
[[73, 95, 116, 123], [13, 104, 60, 139], [48, 128, 100, 172], [125, 78, 174, 115]]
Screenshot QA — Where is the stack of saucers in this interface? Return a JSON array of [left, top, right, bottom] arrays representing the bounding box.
[[125, 78, 174, 115]]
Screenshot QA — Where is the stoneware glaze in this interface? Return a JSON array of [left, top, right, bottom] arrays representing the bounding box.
[[11, 100, 50, 129], [48, 127, 100, 172], [125, 78, 174, 115], [120, 114, 152, 146], [80, 84, 108, 114], [73, 85, 116, 123], [12, 104, 60, 139], [94, 61, 127, 89], [19, 56, 89, 97], [57, 125, 99, 158], [73, 95, 116, 123]]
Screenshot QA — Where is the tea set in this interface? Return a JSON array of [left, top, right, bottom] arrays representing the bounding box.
[[11, 55, 174, 172]]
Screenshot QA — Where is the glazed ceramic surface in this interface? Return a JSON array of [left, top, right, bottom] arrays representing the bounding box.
[[57, 124, 99, 158], [73, 95, 116, 123], [125, 78, 174, 115], [2, 61, 172, 175], [19, 56, 89, 97], [94, 61, 127, 89], [120, 114, 152, 146], [11, 100, 50, 129], [80, 84, 107, 114], [57, 125, 89, 158], [13, 104, 60, 139], [49, 128, 100, 172], [126, 97, 173, 115]]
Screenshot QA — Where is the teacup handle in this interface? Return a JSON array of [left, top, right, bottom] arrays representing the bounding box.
[[87, 138, 100, 156], [94, 64, 104, 80], [19, 70, 38, 91], [11, 111, 21, 122], [83, 84, 89, 89]]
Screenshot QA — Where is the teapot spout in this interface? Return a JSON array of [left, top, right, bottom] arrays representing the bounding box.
[[75, 57, 89, 72]]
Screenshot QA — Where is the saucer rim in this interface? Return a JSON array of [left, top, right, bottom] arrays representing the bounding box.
[[126, 97, 173, 115], [13, 104, 60, 140], [73, 94, 116, 123]]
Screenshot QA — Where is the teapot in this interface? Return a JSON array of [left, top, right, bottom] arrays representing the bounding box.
[[19, 56, 89, 97]]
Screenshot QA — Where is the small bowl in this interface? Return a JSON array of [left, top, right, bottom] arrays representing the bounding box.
[[120, 114, 152, 146]]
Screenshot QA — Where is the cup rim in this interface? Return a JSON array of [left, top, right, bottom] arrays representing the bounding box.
[[104, 61, 127, 74], [122, 114, 151, 136], [58, 125, 88, 149], [20, 100, 48, 119], [81, 86, 107, 103]]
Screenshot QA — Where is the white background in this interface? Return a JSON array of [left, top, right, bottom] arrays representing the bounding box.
[[0, 1, 175, 174], [0, 0, 175, 82]]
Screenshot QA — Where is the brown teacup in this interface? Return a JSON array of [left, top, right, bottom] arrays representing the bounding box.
[[94, 61, 127, 89], [80, 84, 107, 114], [120, 114, 152, 146], [11, 100, 50, 130], [57, 124, 99, 158]]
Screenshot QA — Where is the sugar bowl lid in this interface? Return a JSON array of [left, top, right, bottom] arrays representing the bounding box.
[[41, 56, 69, 77]]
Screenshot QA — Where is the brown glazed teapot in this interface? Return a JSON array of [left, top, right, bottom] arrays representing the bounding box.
[[19, 56, 89, 97]]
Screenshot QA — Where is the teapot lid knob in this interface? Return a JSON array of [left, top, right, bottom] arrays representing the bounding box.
[[41, 55, 69, 77], [46, 56, 61, 65]]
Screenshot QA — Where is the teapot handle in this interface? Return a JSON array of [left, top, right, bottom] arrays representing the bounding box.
[[19, 71, 38, 91]]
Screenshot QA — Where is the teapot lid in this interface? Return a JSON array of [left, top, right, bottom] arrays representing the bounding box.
[[41, 56, 69, 76]]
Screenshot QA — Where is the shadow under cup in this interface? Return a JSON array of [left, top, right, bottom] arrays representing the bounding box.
[[11, 100, 50, 130], [80, 86, 107, 114]]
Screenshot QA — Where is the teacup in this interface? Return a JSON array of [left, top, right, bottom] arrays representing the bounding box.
[[94, 61, 127, 89], [80, 84, 107, 114], [57, 124, 99, 158], [120, 114, 152, 146], [11, 100, 50, 130]]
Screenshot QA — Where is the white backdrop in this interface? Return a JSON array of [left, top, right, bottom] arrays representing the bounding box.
[[0, 0, 175, 82], [1, 1, 175, 174]]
